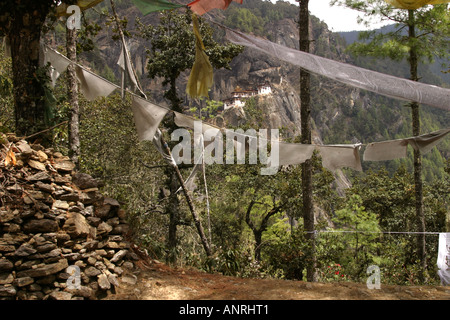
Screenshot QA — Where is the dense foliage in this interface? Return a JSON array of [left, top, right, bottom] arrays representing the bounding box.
[[1, 0, 448, 286], [0, 50, 14, 133]]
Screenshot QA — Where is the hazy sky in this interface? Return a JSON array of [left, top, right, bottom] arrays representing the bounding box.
[[272, 0, 391, 32]]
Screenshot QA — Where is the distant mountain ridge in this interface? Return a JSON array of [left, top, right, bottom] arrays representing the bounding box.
[[338, 24, 450, 84]]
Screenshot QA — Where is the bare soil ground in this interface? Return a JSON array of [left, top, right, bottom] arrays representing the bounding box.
[[108, 260, 450, 300]]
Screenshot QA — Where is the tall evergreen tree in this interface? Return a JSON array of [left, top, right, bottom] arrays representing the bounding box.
[[298, 0, 316, 282], [137, 9, 242, 262], [331, 0, 449, 282]]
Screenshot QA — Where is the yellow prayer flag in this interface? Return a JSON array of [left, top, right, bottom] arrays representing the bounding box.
[[384, 0, 449, 9], [186, 14, 213, 99]]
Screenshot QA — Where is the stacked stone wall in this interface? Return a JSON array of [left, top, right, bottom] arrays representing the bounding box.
[[0, 134, 139, 300]]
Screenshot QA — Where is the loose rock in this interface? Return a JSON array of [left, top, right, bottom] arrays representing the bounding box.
[[0, 136, 142, 300]]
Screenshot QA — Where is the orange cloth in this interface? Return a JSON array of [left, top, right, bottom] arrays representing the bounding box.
[[188, 0, 242, 15]]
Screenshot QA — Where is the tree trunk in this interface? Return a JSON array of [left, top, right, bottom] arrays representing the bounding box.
[[163, 139, 212, 259], [254, 230, 263, 261], [162, 106, 212, 261], [163, 79, 183, 263], [246, 200, 284, 261], [167, 75, 183, 113], [4, 4, 51, 137], [66, 26, 80, 169], [408, 9, 426, 282], [299, 0, 316, 282], [166, 167, 181, 264]]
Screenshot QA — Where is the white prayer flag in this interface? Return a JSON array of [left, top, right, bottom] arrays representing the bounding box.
[[364, 128, 450, 161], [43, 47, 71, 87], [278, 142, 315, 166], [117, 39, 146, 98], [131, 95, 169, 141], [437, 233, 450, 286], [363, 139, 409, 161], [44, 47, 71, 74], [75, 66, 118, 101], [405, 128, 450, 155], [317, 144, 362, 172]]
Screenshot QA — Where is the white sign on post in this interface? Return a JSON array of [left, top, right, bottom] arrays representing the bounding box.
[[437, 233, 450, 286]]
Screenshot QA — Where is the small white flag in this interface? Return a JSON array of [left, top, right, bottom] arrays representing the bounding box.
[[131, 95, 169, 141], [317, 144, 362, 172], [437, 233, 450, 286], [278, 142, 315, 166], [75, 66, 117, 101], [363, 139, 409, 162]]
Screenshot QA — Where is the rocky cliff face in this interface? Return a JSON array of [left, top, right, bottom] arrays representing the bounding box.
[[79, 3, 358, 195], [83, 4, 353, 140], [208, 16, 355, 141]]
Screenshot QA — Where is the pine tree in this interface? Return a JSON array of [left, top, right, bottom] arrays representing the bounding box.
[[331, 0, 449, 282], [298, 0, 316, 282], [137, 9, 242, 262]]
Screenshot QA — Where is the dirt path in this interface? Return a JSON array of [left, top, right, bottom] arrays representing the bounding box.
[[108, 260, 450, 300]]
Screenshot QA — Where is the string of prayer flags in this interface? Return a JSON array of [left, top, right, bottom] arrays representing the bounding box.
[[186, 14, 214, 99], [43, 46, 71, 74], [131, 0, 184, 15], [317, 144, 363, 172], [188, 0, 243, 15], [75, 66, 118, 101], [174, 112, 256, 163], [41, 46, 448, 177], [131, 95, 169, 141], [364, 128, 450, 161], [384, 0, 449, 9], [174, 110, 363, 171], [223, 25, 450, 111]]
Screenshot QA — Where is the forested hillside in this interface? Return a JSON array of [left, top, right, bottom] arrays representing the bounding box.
[[1, 0, 449, 288], [70, 0, 449, 181]]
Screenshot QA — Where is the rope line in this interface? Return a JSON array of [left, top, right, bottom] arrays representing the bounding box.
[[305, 230, 445, 235]]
